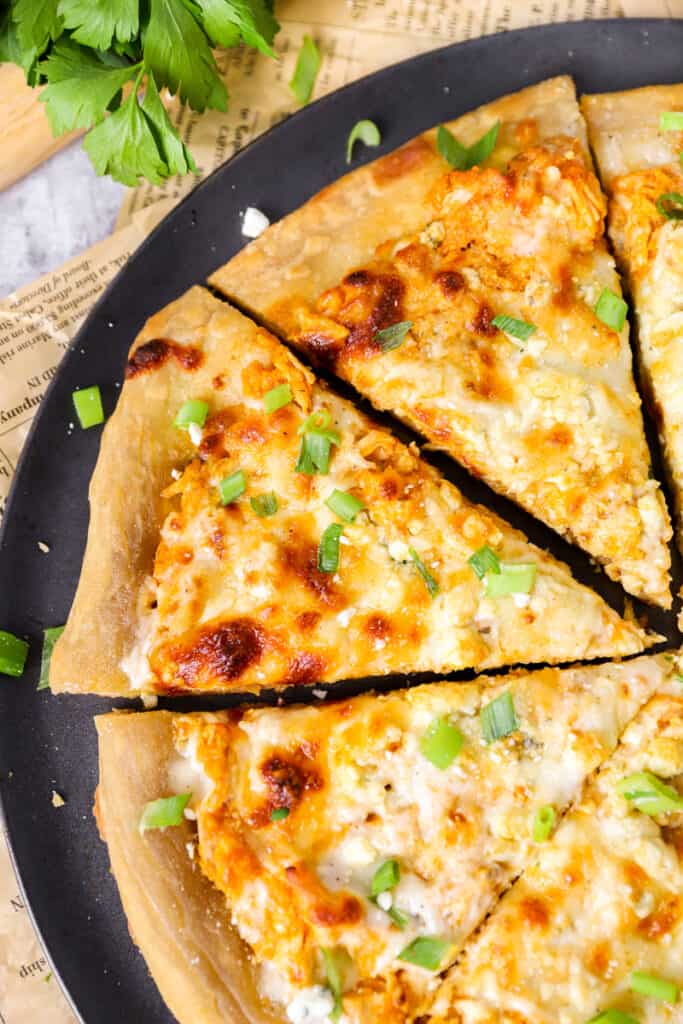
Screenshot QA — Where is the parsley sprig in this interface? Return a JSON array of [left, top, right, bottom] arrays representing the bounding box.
[[0, 0, 280, 185]]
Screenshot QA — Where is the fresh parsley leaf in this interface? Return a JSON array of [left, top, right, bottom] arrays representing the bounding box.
[[40, 40, 138, 135], [141, 73, 198, 177], [346, 119, 381, 163], [290, 34, 320, 105], [59, 0, 139, 51], [197, 0, 279, 56], [13, 0, 62, 56], [83, 80, 170, 186], [144, 0, 228, 113], [0, 8, 37, 76]]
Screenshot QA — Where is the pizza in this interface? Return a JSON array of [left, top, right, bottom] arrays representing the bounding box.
[[50, 286, 649, 697], [582, 84, 683, 622], [210, 75, 673, 609], [429, 689, 683, 1024], [94, 654, 678, 1024]]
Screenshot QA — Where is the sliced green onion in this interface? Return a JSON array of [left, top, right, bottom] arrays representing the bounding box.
[[587, 1012, 639, 1024], [437, 121, 500, 170], [660, 111, 683, 131], [296, 410, 341, 475], [480, 691, 519, 744], [420, 717, 464, 769], [0, 630, 29, 678], [468, 544, 501, 580], [219, 469, 246, 505], [617, 770, 683, 816], [595, 288, 628, 332], [375, 320, 413, 352], [675, 673, 683, 684], [270, 807, 290, 822], [485, 562, 536, 597], [492, 314, 536, 342], [387, 906, 410, 929], [371, 859, 400, 897], [398, 936, 452, 971], [139, 793, 191, 834], [325, 489, 364, 523], [630, 971, 679, 1003], [250, 492, 278, 517], [318, 523, 343, 573], [264, 383, 292, 413], [38, 626, 64, 691], [346, 119, 381, 163], [72, 386, 104, 429], [408, 546, 439, 598], [321, 947, 351, 1022], [532, 805, 556, 843], [174, 399, 208, 430], [289, 34, 320, 105], [656, 192, 683, 220]]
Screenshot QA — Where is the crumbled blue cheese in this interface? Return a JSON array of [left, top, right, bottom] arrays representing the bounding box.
[[242, 206, 270, 238], [286, 986, 335, 1024]]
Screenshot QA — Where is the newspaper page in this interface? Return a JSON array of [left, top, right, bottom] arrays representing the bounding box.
[[0, 1, 679, 1021]]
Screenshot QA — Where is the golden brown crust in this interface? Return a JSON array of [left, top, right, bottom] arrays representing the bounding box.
[[95, 711, 283, 1024]]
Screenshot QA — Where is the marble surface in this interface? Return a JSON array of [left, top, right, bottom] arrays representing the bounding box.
[[0, 138, 124, 300]]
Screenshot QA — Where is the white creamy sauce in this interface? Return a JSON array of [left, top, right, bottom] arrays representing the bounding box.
[[168, 735, 213, 805]]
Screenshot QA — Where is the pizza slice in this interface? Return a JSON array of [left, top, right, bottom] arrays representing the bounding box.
[[429, 686, 683, 1024], [210, 75, 673, 609], [50, 287, 651, 698], [583, 85, 683, 622], [94, 654, 678, 1024]]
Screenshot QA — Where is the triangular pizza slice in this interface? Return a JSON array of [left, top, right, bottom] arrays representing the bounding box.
[[210, 75, 672, 608], [429, 685, 683, 1024], [95, 654, 679, 1024], [51, 287, 650, 697], [583, 84, 683, 625]]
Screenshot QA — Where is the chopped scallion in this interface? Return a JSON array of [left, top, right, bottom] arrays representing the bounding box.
[[437, 121, 499, 170], [325, 489, 364, 522], [468, 544, 500, 580], [595, 288, 628, 332], [660, 111, 683, 131], [250, 492, 278, 517], [485, 562, 536, 597], [371, 859, 400, 897], [532, 805, 556, 843], [72, 386, 104, 429], [139, 793, 191, 834], [480, 691, 518, 744], [270, 807, 290, 822], [321, 947, 350, 1022], [630, 971, 679, 1003], [617, 770, 683, 816], [38, 626, 64, 691], [0, 630, 29, 678], [219, 469, 246, 505], [318, 523, 343, 573], [174, 399, 208, 430], [587, 1012, 639, 1024], [375, 320, 413, 352], [492, 314, 536, 342], [408, 546, 439, 598], [296, 410, 341, 475], [289, 35, 320, 105], [264, 383, 292, 413], [420, 717, 464, 769], [387, 906, 410, 929], [656, 191, 683, 220], [398, 935, 452, 971], [346, 119, 381, 163]]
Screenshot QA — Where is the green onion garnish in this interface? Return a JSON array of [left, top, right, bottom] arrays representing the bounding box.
[[0, 630, 29, 678], [371, 859, 400, 897], [485, 562, 536, 597], [468, 544, 501, 580], [387, 906, 410, 929], [289, 34, 320, 105], [174, 399, 208, 430], [480, 691, 518, 744], [656, 191, 683, 220], [398, 936, 452, 971], [408, 546, 439, 598], [321, 947, 350, 1022], [587, 1012, 639, 1024], [219, 469, 246, 505], [38, 626, 64, 691], [675, 674, 683, 684], [420, 717, 464, 769], [325, 489, 364, 523], [630, 971, 679, 1003], [296, 409, 341, 475], [532, 805, 556, 843], [318, 523, 343, 573], [491, 314, 536, 342], [437, 121, 500, 170], [617, 770, 683, 816], [264, 383, 292, 413], [594, 288, 628, 332], [270, 807, 290, 822], [660, 111, 683, 131], [72, 386, 104, 429], [346, 119, 381, 163], [250, 492, 278, 517], [139, 793, 191, 834], [375, 320, 413, 352]]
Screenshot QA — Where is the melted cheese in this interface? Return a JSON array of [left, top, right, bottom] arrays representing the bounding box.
[[430, 691, 683, 1024], [171, 654, 676, 1024]]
